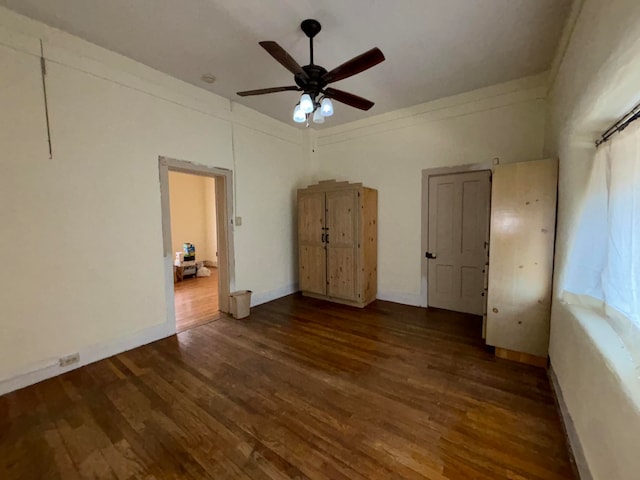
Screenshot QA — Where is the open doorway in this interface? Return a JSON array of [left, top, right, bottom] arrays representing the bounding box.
[[159, 157, 234, 334], [168, 172, 219, 332], [421, 164, 492, 336]]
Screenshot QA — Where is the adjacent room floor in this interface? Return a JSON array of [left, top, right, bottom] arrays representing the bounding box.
[[174, 267, 220, 333], [0, 295, 575, 479]]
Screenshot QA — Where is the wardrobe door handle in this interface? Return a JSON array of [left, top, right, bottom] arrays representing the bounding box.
[[321, 233, 325, 243], [326, 233, 329, 244]]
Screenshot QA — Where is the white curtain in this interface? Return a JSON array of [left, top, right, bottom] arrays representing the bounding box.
[[564, 119, 640, 347]]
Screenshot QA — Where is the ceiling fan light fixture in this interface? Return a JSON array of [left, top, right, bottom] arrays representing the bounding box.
[[293, 104, 306, 123], [300, 93, 314, 114], [312, 108, 325, 124], [320, 97, 334, 117]]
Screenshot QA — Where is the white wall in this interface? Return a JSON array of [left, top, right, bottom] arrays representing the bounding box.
[[313, 75, 547, 306], [0, 7, 311, 394], [546, 0, 640, 478], [232, 121, 308, 305]]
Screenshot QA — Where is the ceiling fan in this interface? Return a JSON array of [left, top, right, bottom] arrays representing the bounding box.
[[237, 19, 385, 123]]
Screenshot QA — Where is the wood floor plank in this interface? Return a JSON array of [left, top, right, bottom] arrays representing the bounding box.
[[0, 294, 575, 479], [174, 268, 220, 333]]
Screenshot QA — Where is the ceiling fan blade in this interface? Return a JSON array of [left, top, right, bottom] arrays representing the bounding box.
[[322, 48, 385, 84], [324, 88, 375, 111], [259, 41, 309, 81], [237, 86, 302, 97]]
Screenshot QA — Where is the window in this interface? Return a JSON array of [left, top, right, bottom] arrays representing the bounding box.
[[564, 119, 640, 351]]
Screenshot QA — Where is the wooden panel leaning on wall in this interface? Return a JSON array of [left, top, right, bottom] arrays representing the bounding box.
[[486, 158, 558, 365], [298, 180, 378, 308]]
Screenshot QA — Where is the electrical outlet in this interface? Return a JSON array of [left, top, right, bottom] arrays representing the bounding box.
[[235, 216, 242, 226], [492, 157, 500, 165], [59, 353, 79, 367]]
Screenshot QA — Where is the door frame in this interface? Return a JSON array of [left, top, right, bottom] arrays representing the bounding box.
[[421, 162, 493, 313], [158, 156, 235, 325]]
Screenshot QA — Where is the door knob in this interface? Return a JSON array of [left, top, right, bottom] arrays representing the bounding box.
[[425, 252, 436, 259]]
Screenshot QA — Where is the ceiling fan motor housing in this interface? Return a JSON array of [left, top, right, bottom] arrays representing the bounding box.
[[295, 65, 328, 99]]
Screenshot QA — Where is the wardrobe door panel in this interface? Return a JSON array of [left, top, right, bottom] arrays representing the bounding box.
[[326, 189, 358, 300], [298, 191, 326, 295], [327, 248, 357, 300], [300, 245, 326, 295]]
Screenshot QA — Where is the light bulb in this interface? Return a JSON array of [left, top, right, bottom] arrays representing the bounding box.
[[312, 108, 325, 124], [300, 94, 314, 114], [320, 97, 334, 116], [293, 104, 306, 123]]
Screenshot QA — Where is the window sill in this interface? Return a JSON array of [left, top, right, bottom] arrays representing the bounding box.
[[558, 297, 640, 406]]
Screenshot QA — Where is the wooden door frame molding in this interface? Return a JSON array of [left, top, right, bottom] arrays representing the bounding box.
[[421, 162, 493, 309], [158, 156, 235, 325]]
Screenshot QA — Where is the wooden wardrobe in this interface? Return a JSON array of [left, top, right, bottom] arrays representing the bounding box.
[[298, 180, 378, 307]]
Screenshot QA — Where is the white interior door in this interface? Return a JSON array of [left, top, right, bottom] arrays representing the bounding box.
[[427, 170, 491, 315]]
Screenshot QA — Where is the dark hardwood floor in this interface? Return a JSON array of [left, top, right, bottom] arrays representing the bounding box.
[[174, 267, 220, 333], [0, 295, 574, 479]]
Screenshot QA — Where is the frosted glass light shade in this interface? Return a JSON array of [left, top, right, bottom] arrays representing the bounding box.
[[312, 108, 325, 124], [300, 94, 314, 114], [320, 97, 334, 116], [293, 104, 306, 123]]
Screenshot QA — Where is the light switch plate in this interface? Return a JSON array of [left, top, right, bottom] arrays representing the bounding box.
[[235, 216, 242, 226]]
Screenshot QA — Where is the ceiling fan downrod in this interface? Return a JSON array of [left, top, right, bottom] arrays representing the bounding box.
[[300, 19, 322, 65]]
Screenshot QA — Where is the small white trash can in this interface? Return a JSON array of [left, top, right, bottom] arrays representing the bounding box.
[[230, 290, 252, 319]]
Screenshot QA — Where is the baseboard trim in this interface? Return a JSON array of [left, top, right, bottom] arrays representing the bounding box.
[[0, 321, 175, 396], [250, 283, 299, 307], [376, 290, 423, 307], [548, 364, 593, 480]]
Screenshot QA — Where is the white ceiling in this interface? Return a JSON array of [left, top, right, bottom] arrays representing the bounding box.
[[1, 0, 571, 127]]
